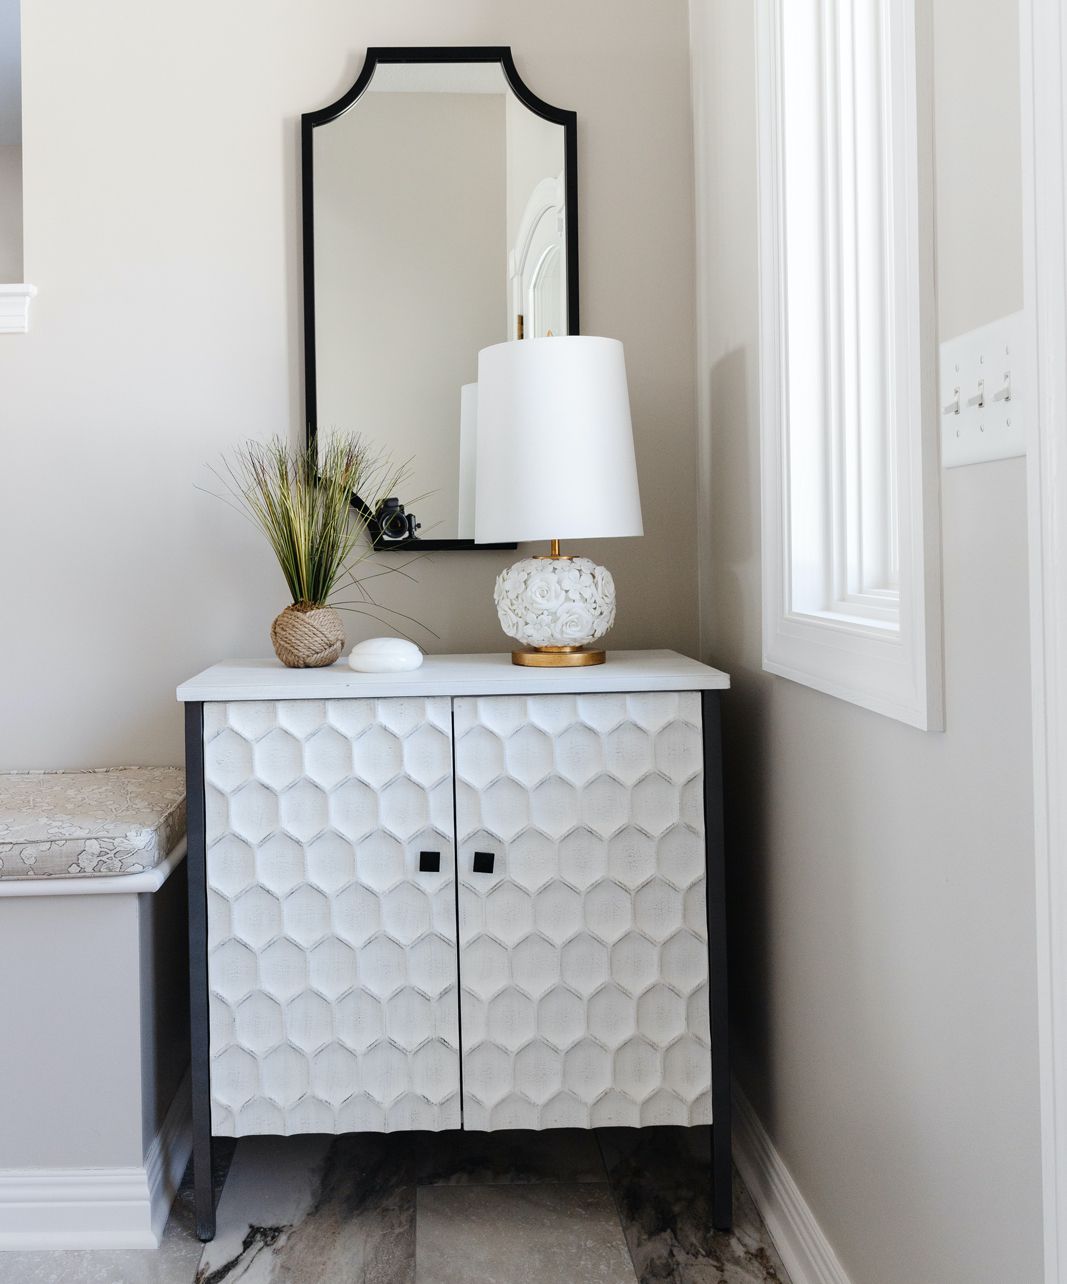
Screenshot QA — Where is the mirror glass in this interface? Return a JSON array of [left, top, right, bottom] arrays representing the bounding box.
[[306, 53, 575, 547]]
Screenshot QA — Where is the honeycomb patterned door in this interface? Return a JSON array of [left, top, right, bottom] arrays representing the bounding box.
[[453, 692, 712, 1131], [203, 697, 461, 1136]]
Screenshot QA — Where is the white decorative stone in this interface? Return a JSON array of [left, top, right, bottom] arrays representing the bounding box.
[[348, 638, 424, 673], [494, 557, 616, 650]]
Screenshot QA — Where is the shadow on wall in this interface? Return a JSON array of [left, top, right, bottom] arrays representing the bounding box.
[[704, 344, 775, 1095], [706, 345, 757, 658], [705, 345, 888, 1145]]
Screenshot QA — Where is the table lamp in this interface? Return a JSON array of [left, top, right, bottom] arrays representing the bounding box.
[[474, 335, 643, 666], [457, 382, 478, 540]]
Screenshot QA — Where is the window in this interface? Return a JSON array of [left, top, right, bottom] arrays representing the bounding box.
[[0, 0, 32, 331], [757, 0, 943, 729]]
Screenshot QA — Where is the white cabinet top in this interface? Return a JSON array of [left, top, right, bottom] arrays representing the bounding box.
[[177, 649, 730, 703]]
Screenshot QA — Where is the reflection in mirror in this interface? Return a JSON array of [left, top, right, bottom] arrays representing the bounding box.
[[304, 50, 577, 548]]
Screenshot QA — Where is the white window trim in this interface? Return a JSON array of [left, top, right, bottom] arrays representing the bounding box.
[[1, 0, 33, 332], [756, 0, 944, 730]]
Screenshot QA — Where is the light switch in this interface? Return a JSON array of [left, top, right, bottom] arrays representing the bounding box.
[[940, 311, 1025, 468]]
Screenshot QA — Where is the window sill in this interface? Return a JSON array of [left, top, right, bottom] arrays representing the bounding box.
[[0, 284, 37, 333], [792, 608, 899, 635]]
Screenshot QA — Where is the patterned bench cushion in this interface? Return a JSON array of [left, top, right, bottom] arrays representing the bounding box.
[[0, 767, 186, 879]]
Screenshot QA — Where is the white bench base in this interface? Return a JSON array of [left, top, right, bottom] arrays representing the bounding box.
[[0, 1072, 190, 1249], [0, 842, 190, 1250]]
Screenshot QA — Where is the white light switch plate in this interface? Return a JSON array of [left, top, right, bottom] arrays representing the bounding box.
[[939, 311, 1025, 468]]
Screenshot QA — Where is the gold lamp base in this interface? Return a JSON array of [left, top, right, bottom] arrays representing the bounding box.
[[511, 646, 606, 668]]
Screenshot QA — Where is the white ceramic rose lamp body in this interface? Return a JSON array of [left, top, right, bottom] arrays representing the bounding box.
[[475, 336, 642, 666], [494, 557, 616, 657]]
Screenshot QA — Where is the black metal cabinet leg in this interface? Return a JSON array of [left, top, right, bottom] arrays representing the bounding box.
[[185, 702, 216, 1241], [702, 691, 732, 1232]]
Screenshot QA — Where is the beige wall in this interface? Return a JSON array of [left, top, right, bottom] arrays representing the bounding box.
[[692, 2, 1041, 1282], [934, 0, 1025, 342], [0, 0, 697, 769], [0, 142, 20, 279]]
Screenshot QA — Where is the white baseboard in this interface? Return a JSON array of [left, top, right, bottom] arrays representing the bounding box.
[[0, 1070, 191, 1251], [145, 1070, 193, 1243], [733, 1081, 854, 1284]]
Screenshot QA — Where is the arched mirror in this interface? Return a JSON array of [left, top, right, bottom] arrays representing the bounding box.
[[302, 47, 579, 550]]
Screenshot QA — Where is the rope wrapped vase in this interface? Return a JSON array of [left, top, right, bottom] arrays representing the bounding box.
[[270, 603, 345, 668]]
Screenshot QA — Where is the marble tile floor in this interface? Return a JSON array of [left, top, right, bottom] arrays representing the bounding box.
[[0, 1128, 790, 1284]]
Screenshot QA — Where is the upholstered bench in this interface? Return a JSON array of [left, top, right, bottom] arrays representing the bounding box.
[[0, 766, 186, 879], [0, 768, 191, 1250]]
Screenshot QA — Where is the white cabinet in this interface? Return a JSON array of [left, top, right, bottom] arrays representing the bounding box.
[[203, 696, 461, 1136], [180, 650, 731, 1241], [454, 692, 711, 1130]]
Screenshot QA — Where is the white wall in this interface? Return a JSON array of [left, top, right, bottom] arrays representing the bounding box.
[[0, 0, 698, 770], [692, 2, 1042, 1282]]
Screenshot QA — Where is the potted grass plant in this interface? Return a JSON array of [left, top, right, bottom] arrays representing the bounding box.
[[213, 435, 409, 668]]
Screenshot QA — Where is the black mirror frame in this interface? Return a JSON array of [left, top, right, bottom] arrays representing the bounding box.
[[301, 46, 579, 552]]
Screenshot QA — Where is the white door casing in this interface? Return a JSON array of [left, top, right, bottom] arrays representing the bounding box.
[[509, 173, 567, 338]]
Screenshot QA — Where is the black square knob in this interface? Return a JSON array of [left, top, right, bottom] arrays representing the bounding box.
[[419, 851, 441, 873], [472, 851, 495, 874]]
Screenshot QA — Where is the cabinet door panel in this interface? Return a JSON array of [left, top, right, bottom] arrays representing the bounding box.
[[204, 696, 460, 1135], [454, 692, 711, 1130]]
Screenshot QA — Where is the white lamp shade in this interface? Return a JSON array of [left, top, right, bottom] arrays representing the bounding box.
[[474, 336, 643, 544], [457, 382, 478, 540]]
